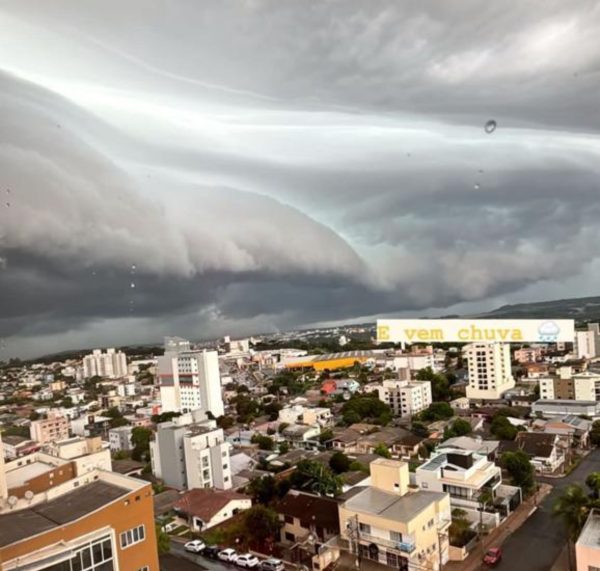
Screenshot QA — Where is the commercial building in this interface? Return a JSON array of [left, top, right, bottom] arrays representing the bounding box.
[[377, 379, 432, 417], [150, 411, 232, 491], [109, 426, 134, 452], [464, 343, 515, 400], [158, 339, 223, 415], [539, 372, 600, 402], [284, 351, 375, 371], [532, 399, 600, 419], [30, 413, 71, 445], [83, 348, 128, 379], [0, 435, 159, 571], [338, 459, 451, 571], [576, 508, 600, 571]]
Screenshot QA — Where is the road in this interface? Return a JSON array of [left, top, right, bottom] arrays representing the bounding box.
[[498, 448, 600, 571]]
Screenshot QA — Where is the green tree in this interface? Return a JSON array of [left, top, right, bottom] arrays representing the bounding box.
[[216, 415, 235, 429], [444, 418, 472, 440], [419, 402, 454, 422], [553, 484, 594, 540], [279, 442, 290, 455], [415, 367, 451, 401], [251, 434, 275, 451], [373, 443, 392, 458], [155, 523, 170, 555], [341, 396, 391, 426], [591, 420, 600, 447], [29, 411, 41, 421], [491, 416, 518, 440], [449, 508, 476, 547], [291, 460, 342, 496], [586, 472, 600, 499], [319, 429, 334, 444], [329, 452, 351, 474], [130, 426, 153, 461], [501, 450, 535, 494], [247, 475, 290, 505], [243, 505, 282, 549]]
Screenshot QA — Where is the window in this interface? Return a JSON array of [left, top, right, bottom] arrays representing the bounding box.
[[120, 525, 145, 549], [137, 567, 150, 571], [358, 523, 371, 534], [390, 530, 402, 543], [285, 515, 294, 524]]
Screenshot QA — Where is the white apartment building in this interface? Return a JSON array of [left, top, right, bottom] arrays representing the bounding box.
[[116, 381, 137, 397], [377, 379, 432, 417], [158, 346, 224, 416], [109, 425, 133, 452], [82, 348, 128, 379], [574, 323, 600, 360], [150, 411, 232, 491], [278, 405, 333, 427], [464, 343, 515, 400], [391, 353, 437, 373], [29, 413, 70, 445]]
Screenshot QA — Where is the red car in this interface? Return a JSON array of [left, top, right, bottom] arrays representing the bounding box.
[[483, 547, 502, 566]]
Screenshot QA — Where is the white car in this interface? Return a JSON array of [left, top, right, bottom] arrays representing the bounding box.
[[218, 548, 238, 563], [184, 540, 206, 553], [236, 554, 260, 568]]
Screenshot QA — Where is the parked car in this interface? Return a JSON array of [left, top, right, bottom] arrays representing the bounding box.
[[218, 548, 239, 563], [203, 545, 221, 560], [260, 558, 285, 571], [236, 554, 260, 568], [184, 540, 206, 553], [483, 547, 502, 566]]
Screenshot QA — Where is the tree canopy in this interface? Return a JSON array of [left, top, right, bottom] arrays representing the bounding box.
[[501, 450, 535, 494], [341, 395, 392, 426], [329, 452, 351, 474], [419, 402, 454, 422]]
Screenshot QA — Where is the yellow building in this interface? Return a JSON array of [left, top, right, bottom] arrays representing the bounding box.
[[284, 351, 374, 371], [338, 458, 451, 571]]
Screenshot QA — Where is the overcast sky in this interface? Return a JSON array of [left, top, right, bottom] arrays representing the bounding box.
[[1, 0, 600, 358]]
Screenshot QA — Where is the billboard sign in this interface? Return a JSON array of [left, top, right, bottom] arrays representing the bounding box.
[[376, 318, 574, 344]]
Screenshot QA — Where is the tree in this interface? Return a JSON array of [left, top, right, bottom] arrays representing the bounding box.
[[155, 523, 170, 555], [591, 420, 600, 447], [443, 418, 472, 440], [419, 402, 454, 422], [278, 422, 290, 434], [449, 508, 476, 547], [291, 460, 342, 496], [279, 442, 290, 455], [373, 443, 392, 458], [216, 415, 235, 429], [553, 485, 595, 540], [247, 475, 290, 505], [341, 396, 391, 426], [319, 429, 334, 444], [329, 452, 351, 474], [491, 415, 518, 440], [130, 426, 153, 461], [586, 472, 600, 499], [501, 450, 535, 494], [109, 416, 130, 428], [243, 505, 282, 549], [251, 434, 275, 451], [151, 411, 181, 424], [416, 368, 451, 401]]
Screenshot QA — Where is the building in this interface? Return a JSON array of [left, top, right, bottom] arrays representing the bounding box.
[[532, 399, 600, 419], [30, 413, 71, 445], [71, 414, 111, 438], [576, 508, 600, 571], [575, 326, 599, 359], [514, 346, 544, 364], [391, 353, 437, 373], [539, 377, 575, 400], [150, 411, 232, 491], [44, 436, 112, 475], [173, 488, 251, 531], [0, 435, 159, 571], [278, 405, 332, 427], [158, 341, 223, 415], [464, 343, 515, 400], [83, 348, 128, 379], [415, 449, 502, 515], [511, 432, 564, 474], [377, 379, 432, 417], [109, 426, 134, 452], [540, 372, 600, 402], [284, 351, 375, 371], [338, 458, 451, 571], [1, 435, 39, 460]]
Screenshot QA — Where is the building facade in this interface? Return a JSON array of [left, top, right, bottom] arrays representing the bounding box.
[[150, 412, 232, 490], [377, 380, 432, 417], [109, 426, 133, 452], [576, 508, 600, 571], [158, 347, 223, 416], [83, 348, 128, 379], [464, 343, 515, 400], [30, 413, 71, 445]]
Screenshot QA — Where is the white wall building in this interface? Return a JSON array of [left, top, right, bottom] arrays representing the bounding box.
[[377, 379, 432, 417], [108, 426, 133, 452], [158, 346, 224, 416], [82, 348, 127, 379], [150, 411, 232, 490], [391, 353, 437, 373], [574, 372, 600, 401], [575, 330, 597, 360], [464, 343, 515, 400]]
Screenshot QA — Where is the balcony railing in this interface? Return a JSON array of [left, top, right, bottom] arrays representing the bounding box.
[[359, 533, 416, 554]]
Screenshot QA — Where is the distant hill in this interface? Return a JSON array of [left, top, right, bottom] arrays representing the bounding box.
[[475, 296, 600, 322]]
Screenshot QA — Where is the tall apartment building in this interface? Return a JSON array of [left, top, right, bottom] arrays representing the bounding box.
[[0, 435, 158, 571], [377, 379, 432, 417], [338, 458, 451, 571], [83, 348, 128, 379], [158, 339, 223, 415], [464, 343, 515, 400], [29, 412, 70, 444], [150, 411, 232, 491], [539, 372, 600, 401]]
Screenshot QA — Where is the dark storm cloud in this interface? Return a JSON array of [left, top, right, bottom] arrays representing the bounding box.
[[1, 1, 600, 357]]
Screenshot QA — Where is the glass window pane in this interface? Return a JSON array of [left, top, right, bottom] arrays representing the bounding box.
[[92, 542, 104, 564], [80, 547, 92, 569], [139, 526, 145, 540], [103, 539, 113, 560]]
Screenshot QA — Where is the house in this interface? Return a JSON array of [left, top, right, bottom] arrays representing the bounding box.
[[415, 449, 502, 520], [173, 488, 252, 531], [281, 424, 321, 449], [392, 433, 425, 459], [501, 432, 564, 474], [2, 435, 39, 460], [438, 436, 500, 460], [321, 380, 337, 395], [576, 508, 600, 571], [338, 458, 451, 571], [449, 397, 470, 411]]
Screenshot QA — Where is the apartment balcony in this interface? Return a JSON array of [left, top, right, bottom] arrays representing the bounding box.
[[359, 533, 416, 554]]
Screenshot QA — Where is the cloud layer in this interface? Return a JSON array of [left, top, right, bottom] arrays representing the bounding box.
[[1, 1, 600, 357]]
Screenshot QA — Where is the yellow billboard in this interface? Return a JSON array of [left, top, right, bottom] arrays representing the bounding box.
[[376, 318, 574, 344]]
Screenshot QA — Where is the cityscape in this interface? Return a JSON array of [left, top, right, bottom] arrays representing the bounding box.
[[1, 3, 600, 571]]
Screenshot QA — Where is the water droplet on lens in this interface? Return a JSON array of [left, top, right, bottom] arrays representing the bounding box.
[[130, 282, 136, 289], [474, 183, 481, 190], [484, 120, 497, 134], [5, 203, 10, 207], [131, 264, 136, 271]]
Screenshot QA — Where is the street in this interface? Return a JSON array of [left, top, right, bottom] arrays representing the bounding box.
[[497, 448, 600, 571]]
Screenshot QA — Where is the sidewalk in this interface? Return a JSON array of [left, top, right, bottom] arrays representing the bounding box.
[[444, 483, 552, 571]]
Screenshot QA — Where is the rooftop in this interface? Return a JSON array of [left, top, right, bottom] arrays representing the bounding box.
[[343, 487, 446, 523], [5, 460, 56, 489], [277, 490, 340, 530], [174, 488, 250, 522], [0, 480, 129, 547], [577, 509, 600, 548]]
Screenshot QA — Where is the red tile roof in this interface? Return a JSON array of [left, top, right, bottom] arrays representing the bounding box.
[[173, 488, 250, 522]]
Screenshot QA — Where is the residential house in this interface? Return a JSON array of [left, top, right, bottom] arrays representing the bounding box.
[[500, 432, 564, 474], [437, 436, 500, 460], [173, 488, 252, 531], [338, 458, 451, 571], [2, 435, 39, 460], [281, 424, 321, 450]]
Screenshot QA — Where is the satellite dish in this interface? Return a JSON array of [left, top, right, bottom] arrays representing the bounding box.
[[25, 490, 34, 501], [7, 496, 18, 506]]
